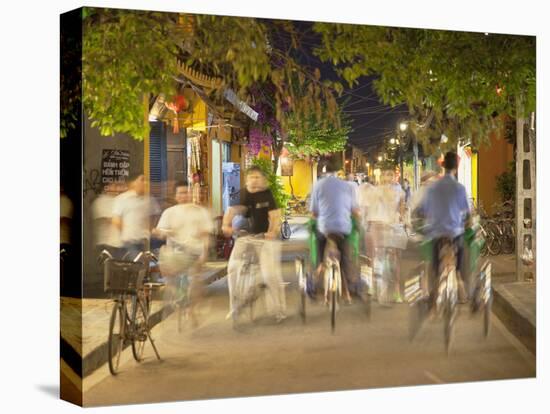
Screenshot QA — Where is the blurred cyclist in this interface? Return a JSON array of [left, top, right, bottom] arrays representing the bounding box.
[[154, 182, 213, 326], [222, 166, 286, 322], [310, 165, 361, 303], [418, 152, 471, 306]]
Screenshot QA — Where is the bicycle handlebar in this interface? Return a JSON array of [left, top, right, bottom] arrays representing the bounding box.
[[133, 251, 158, 263]]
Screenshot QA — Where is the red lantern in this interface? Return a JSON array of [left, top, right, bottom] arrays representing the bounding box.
[[165, 95, 188, 134]]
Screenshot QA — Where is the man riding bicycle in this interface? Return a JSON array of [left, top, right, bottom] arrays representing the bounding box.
[[309, 165, 361, 303], [154, 182, 213, 326], [417, 151, 471, 307], [222, 166, 287, 323]]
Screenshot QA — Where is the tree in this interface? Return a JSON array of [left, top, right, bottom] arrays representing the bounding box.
[[313, 24, 535, 152], [66, 8, 343, 141], [285, 109, 351, 159]]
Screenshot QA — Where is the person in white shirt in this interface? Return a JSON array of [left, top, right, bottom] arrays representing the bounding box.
[[92, 182, 124, 257], [362, 167, 406, 303], [154, 182, 214, 326], [112, 173, 160, 260]]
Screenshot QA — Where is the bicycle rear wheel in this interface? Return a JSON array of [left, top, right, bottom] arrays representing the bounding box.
[[501, 221, 515, 255], [330, 264, 338, 334], [132, 296, 148, 362], [108, 302, 125, 375]]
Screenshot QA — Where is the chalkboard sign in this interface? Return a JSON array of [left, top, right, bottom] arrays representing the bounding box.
[[101, 149, 130, 184]]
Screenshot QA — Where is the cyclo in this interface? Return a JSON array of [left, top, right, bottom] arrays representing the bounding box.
[[407, 213, 492, 353], [297, 217, 369, 333]]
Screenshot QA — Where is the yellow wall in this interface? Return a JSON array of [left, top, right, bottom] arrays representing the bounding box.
[[180, 90, 207, 131], [282, 160, 313, 199], [477, 131, 514, 215]]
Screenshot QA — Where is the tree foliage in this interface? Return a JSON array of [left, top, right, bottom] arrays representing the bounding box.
[[70, 8, 342, 141], [82, 8, 185, 140], [286, 109, 351, 159], [313, 24, 536, 151]]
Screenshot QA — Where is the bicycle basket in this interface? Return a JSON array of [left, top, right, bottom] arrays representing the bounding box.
[[104, 259, 146, 293]]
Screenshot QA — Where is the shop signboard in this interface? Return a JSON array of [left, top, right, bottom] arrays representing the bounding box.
[[101, 149, 130, 185]]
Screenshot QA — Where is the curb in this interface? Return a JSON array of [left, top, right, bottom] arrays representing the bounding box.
[[492, 283, 536, 355]]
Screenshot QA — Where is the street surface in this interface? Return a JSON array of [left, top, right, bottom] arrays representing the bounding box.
[[84, 260, 535, 407]]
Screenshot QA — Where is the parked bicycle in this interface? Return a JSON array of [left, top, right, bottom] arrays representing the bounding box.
[[281, 205, 292, 240], [99, 250, 163, 375]]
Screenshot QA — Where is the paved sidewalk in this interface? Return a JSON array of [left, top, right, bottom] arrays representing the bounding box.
[[61, 261, 228, 381]]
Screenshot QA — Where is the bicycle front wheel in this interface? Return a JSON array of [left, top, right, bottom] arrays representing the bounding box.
[[131, 297, 148, 362], [485, 222, 502, 255], [108, 302, 125, 375]]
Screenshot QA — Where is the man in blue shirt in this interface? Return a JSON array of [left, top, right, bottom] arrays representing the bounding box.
[[420, 152, 471, 303], [310, 167, 361, 300]]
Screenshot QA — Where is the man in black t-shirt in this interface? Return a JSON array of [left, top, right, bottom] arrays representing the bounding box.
[[222, 166, 286, 322]]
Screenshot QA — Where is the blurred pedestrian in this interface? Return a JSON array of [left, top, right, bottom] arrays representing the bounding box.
[[92, 182, 124, 259], [363, 167, 407, 303], [112, 173, 160, 260]]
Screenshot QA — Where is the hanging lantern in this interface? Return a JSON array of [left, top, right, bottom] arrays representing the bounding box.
[[165, 95, 188, 134], [280, 147, 294, 176]]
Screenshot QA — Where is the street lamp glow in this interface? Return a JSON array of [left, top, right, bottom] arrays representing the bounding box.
[[399, 122, 408, 132], [366, 162, 370, 167], [390, 138, 396, 145], [378, 156, 383, 162]]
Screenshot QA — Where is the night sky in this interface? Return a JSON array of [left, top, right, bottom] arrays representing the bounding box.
[[271, 20, 409, 154]]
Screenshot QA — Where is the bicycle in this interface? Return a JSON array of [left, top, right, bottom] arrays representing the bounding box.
[[230, 232, 269, 328], [100, 250, 163, 375], [281, 206, 292, 240], [434, 239, 460, 354]]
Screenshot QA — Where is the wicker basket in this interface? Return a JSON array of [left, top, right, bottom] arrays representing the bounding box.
[[104, 259, 146, 294]]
